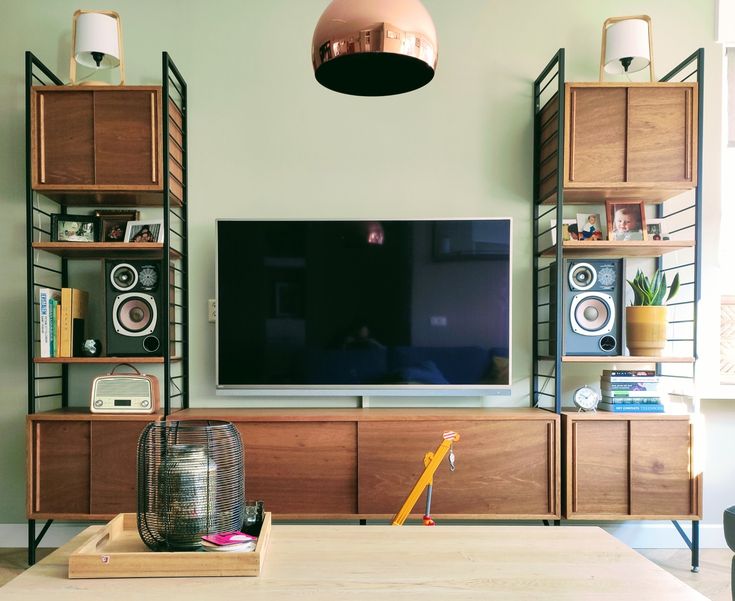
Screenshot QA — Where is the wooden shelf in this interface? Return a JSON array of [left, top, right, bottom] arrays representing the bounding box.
[[540, 187, 693, 206], [561, 411, 692, 420], [172, 407, 557, 423], [32, 242, 182, 260], [34, 356, 181, 364], [538, 355, 694, 364], [32, 189, 183, 208], [540, 240, 694, 258], [27, 407, 163, 421]]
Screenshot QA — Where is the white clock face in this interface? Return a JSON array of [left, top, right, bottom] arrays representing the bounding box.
[[573, 386, 599, 411], [139, 266, 158, 289]]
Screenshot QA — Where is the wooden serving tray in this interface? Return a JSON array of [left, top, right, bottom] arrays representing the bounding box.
[[68, 512, 271, 578]]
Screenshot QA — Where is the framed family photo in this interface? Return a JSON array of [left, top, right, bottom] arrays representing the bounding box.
[[550, 218, 577, 245], [124, 220, 164, 243], [95, 210, 140, 243], [605, 200, 646, 241], [50, 214, 98, 242], [646, 218, 668, 241], [576, 212, 603, 240]]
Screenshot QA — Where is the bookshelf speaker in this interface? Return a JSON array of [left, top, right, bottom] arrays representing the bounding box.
[[105, 260, 163, 356], [550, 259, 623, 356]]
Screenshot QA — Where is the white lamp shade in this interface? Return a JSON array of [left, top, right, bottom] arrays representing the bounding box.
[[74, 12, 120, 69], [604, 18, 650, 74]]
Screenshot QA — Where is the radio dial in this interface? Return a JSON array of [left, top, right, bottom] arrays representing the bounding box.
[[94, 399, 103, 407], [142, 399, 150, 408]]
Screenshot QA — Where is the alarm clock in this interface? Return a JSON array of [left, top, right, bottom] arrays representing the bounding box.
[[573, 385, 599, 411]]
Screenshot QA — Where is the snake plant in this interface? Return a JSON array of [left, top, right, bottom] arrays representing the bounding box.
[[627, 269, 680, 306]]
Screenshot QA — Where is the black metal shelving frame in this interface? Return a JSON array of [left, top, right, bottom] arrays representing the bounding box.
[[531, 48, 704, 571], [24, 51, 189, 565]]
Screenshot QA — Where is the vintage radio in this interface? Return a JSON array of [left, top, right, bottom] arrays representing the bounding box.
[[90, 364, 160, 414]]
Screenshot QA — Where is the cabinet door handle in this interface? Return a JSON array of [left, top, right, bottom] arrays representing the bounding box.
[[39, 94, 46, 184], [685, 88, 692, 182], [547, 421, 555, 515], [150, 92, 157, 183], [571, 421, 578, 514]]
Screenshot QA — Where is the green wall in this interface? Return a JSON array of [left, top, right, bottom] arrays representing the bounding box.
[[0, 0, 719, 530]]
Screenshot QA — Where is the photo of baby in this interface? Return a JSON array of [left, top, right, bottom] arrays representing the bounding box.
[[576, 213, 603, 241], [606, 201, 646, 241]]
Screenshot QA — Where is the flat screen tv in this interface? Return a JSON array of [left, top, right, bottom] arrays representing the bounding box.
[[216, 219, 511, 396]]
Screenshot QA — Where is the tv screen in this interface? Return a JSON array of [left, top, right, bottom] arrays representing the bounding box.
[[216, 219, 511, 395]]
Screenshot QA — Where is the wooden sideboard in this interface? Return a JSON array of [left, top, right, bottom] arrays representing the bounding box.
[[170, 408, 561, 520]]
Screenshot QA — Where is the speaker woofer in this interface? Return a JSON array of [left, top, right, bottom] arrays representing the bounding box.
[[570, 292, 615, 336], [113, 293, 158, 337]]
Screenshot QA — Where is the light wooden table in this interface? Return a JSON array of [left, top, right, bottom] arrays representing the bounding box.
[[0, 524, 706, 600]]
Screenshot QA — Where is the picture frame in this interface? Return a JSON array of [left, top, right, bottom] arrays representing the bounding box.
[[94, 210, 140, 243], [50, 214, 98, 243], [605, 200, 647, 241], [575, 212, 603, 241], [550, 218, 577, 245], [124, 220, 164, 243], [646, 218, 668, 241]]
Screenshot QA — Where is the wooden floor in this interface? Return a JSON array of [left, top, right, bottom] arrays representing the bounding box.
[[0, 547, 730, 598]]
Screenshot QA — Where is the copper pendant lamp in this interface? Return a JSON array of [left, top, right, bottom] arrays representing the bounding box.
[[312, 0, 438, 96]]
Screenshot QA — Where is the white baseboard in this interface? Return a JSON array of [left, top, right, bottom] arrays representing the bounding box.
[[0, 523, 90, 548], [0, 521, 729, 549]]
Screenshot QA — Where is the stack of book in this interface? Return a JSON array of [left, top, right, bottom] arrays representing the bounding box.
[[598, 370, 664, 413], [39, 287, 88, 358]]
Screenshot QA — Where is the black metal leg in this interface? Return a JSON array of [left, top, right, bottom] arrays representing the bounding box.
[[27, 519, 35, 566], [691, 520, 700, 573], [359, 519, 366, 525], [28, 519, 53, 566], [542, 520, 550, 526]]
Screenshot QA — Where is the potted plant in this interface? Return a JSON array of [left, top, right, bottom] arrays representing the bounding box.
[[625, 269, 680, 356]]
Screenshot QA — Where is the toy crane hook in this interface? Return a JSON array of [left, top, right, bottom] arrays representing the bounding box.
[[391, 431, 460, 526]]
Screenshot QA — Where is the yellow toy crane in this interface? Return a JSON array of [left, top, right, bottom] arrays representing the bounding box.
[[391, 431, 460, 526]]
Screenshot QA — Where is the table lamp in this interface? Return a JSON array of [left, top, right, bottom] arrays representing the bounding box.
[[70, 9, 125, 85], [312, 0, 438, 96], [600, 15, 654, 82]]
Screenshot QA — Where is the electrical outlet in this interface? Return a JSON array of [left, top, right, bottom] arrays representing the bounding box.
[[208, 299, 216, 323]]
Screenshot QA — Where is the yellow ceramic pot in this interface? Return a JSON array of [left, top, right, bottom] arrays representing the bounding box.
[[625, 306, 668, 356]]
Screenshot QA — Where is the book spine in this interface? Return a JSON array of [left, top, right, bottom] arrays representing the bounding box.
[[601, 376, 660, 383], [601, 389, 663, 398], [55, 302, 61, 358], [598, 402, 664, 412], [70, 289, 89, 357], [601, 397, 662, 404], [601, 370, 656, 377], [49, 298, 57, 358], [39, 289, 50, 358], [60, 287, 72, 358], [600, 381, 659, 391]]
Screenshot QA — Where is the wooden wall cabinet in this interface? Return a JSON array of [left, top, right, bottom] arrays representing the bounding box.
[[172, 408, 560, 520], [562, 412, 702, 520], [27, 411, 160, 520], [539, 82, 697, 204], [30, 86, 183, 205]]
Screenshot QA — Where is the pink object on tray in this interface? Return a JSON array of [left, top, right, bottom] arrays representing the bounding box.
[[202, 531, 258, 546]]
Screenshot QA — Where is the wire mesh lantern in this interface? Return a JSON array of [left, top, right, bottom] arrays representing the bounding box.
[[137, 420, 244, 551]]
